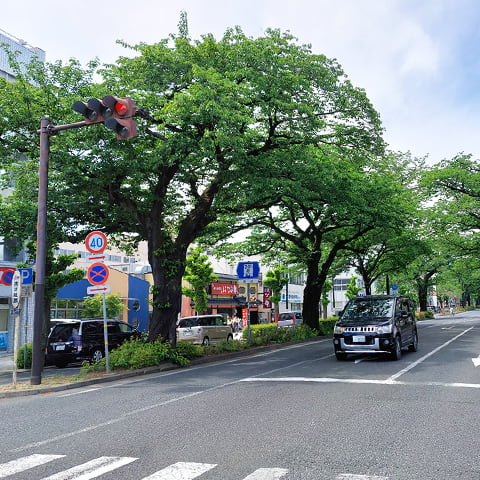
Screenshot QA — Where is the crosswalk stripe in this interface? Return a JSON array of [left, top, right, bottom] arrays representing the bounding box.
[[0, 454, 65, 478], [141, 461, 217, 479], [41, 456, 137, 480], [243, 468, 289, 479]]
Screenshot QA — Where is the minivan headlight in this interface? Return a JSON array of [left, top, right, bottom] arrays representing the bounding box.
[[334, 325, 344, 334], [377, 324, 393, 334]]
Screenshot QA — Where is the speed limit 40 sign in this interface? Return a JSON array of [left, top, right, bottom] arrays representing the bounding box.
[[85, 231, 107, 255]]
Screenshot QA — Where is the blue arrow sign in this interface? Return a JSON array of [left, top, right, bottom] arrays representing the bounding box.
[[236, 261, 260, 279]]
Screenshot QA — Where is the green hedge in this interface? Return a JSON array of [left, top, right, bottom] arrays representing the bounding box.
[[16, 343, 32, 369], [80, 321, 321, 374], [242, 323, 318, 345], [318, 318, 337, 336]]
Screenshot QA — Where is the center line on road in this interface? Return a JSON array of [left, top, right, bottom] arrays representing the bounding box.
[[387, 326, 474, 382]]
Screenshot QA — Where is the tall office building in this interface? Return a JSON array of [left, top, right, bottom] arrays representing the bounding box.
[[0, 28, 45, 81], [0, 28, 45, 351]]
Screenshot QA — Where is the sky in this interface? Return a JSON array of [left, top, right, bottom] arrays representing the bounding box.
[[2, 0, 480, 163]]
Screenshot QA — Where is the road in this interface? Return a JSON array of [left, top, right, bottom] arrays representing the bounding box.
[[0, 312, 479, 479]]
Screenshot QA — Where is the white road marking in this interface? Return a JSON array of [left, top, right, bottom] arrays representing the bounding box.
[[240, 377, 480, 389], [387, 326, 474, 382], [0, 454, 64, 478], [142, 461, 217, 479], [41, 456, 137, 479], [243, 467, 289, 479], [337, 474, 388, 480], [472, 355, 480, 367]]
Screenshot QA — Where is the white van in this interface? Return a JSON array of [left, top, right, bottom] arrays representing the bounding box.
[[176, 315, 233, 345]]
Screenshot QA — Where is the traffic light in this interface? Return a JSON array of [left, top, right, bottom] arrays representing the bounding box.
[[72, 98, 113, 124], [72, 95, 137, 138], [103, 96, 138, 139]]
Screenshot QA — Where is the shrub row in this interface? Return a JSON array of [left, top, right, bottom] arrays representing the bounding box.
[[16, 320, 330, 371]]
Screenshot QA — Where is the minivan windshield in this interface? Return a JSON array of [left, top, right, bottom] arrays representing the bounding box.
[[49, 322, 81, 342], [341, 298, 394, 323]]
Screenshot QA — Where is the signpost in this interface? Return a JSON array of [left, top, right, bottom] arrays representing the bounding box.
[[11, 270, 22, 386], [85, 231, 111, 373], [236, 261, 260, 340]]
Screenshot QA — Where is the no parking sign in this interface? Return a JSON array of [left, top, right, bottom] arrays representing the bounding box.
[[87, 262, 110, 285]]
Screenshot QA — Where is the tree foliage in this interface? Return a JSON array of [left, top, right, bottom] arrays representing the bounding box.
[[182, 246, 217, 315], [82, 293, 125, 319], [263, 267, 289, 319], [0, 25, 387, 341]]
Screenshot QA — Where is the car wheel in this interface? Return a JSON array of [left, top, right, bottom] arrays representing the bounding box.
[[91, 349, 103, 363], [391, 336, 402, 361], [408, 330, 418, 352], [335, 351, 347, 361], [227, 334, 233, 342], [202, 337, 210, 346]]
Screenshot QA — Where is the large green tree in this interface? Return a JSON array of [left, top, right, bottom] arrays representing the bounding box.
[[0, 26, 383, 342], [211, 149, 413, 329]]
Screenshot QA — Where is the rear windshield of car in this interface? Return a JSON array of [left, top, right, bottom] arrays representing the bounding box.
[[178, 318, 198, 328], [49, 323, 81, 342], [341, 298, 394, 323]]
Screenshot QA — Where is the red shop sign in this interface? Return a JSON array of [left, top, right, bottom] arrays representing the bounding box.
[[211, 283, 239, 295]]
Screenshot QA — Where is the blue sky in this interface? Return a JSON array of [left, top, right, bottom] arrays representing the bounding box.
[[2, 0, 480, 162]]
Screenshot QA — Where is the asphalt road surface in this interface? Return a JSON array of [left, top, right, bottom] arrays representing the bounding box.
[[0, 312, 479, 479]]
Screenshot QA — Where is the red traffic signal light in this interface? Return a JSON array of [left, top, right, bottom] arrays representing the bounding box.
[[72, 95, 137, 138], [103, 96, 137, 139], [72, 98, 113, 124]]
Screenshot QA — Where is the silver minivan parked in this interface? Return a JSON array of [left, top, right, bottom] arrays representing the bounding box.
[[176, 314, 233, 345]]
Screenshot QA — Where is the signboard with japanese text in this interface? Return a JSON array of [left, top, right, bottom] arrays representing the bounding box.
[[211, 283, 239, 295]]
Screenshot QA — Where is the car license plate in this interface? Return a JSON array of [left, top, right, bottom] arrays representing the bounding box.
[[183, 331, 193, 336], [353, 335, 366, 343], [55, 345, 65, 351]]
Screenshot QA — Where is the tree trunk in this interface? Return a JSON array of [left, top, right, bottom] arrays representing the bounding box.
[[303, 281, 321, 330], [302, 256, 323, 330], [417, 278, 428, 311], [147, 237, 187, 345]]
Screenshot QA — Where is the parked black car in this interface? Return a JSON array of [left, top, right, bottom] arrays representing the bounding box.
[[45, 319, 140, 368], [333, 295, 418, 361]]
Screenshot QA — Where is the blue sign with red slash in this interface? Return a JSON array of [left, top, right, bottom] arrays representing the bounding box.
[[87, 262, 110, 285]]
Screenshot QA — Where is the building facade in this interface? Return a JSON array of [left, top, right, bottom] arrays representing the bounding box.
[[0, 28, 45, 81]]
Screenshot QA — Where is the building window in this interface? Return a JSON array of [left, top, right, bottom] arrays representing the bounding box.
[[333, 279, 350, 291], [0, 237, 23, 262], [50, 299, 84, 320]]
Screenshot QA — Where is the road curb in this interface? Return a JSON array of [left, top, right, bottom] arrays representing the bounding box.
[[0, 337, 325, 399]]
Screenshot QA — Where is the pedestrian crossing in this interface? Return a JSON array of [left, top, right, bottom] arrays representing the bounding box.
[[0, 454, 389, 479]]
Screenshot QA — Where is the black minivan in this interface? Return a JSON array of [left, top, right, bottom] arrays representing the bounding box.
[[333, 295, 418, 361], [45, 319, 140, 368]]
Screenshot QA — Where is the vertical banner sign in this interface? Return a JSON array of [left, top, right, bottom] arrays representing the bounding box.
[[263, 286, 272, 309], [11, 270, 22, 386], [85, 231, 110, 373]]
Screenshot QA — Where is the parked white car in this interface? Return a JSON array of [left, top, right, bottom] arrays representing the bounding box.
[[176, 315, 233, 345]]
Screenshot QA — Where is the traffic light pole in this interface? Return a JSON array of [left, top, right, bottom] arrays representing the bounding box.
[[31, 99, 136, 385], [31, 118, 88, 385], [30, 117, 50, 385]]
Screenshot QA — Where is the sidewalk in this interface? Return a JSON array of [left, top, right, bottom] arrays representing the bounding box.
[[0, 352, 15, 372]]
